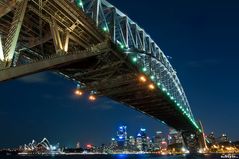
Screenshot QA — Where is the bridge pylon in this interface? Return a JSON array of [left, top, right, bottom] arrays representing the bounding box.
[[181, 120, 208, 153]]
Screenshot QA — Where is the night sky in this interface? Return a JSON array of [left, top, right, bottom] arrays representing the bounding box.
[[1, 0, 239, 148]]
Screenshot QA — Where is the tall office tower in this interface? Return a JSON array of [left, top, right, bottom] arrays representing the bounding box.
[[146, 136, 152, 150], [117, 125, 128, 149], [111, 138, 117, 149], [207, 132, 216, 144], [129, 136, 135, 146], [168, 128, 183, 145], [218, 133, 229, 143], [136, 132, 143, 151], [153, 131, 163, 150], [160, 141, 168, 150], [128, 136, 135, 151], [76, 141, 80, 148], [136, 128, 148, 151]]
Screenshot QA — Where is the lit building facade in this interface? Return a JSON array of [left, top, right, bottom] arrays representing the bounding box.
[[218, 133, 229, 143], [117, 126, 128, 149], [207, 132, 216, 145], [153, 131, 163, 150], [136, 128, 149, 151], [168, 128, 183, 145]]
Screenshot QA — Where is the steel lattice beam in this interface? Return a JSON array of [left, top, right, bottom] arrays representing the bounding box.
[[3, 0, 28, 67], [0, 0, 17, 18], [0, 41, 111, 82]]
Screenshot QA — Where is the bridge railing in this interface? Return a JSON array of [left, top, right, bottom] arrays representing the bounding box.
[[71, 0, 200, 131]]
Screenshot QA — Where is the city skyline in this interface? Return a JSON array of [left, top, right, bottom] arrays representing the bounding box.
[[6, 125, 235, 150], [0, 0, 239, 149]]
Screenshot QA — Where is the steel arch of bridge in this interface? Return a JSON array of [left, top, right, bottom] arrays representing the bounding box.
[[73, 0, 200, 131]]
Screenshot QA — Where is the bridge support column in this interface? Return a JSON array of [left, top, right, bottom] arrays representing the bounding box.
[[50, 18, 64, 54], [50, 19, 74, 54], [197, 121, 208, 152], [3, 0, 28, 67], [182, 131, 200, 153], [182, 121, 208, 153], [0, 34, 4, 68]]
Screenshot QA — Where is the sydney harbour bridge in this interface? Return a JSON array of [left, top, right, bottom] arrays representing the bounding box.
[[0, 0, 207, 152]]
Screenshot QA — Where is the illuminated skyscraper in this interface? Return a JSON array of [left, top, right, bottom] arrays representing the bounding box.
[[129, 136, 135, 146], [218, 133, 229, 143], [153, 131, 163, 150], [128, 136, 136, 151], [207, 132, 216, 144], [76, 141, 80, 148], [136, 132, 143, 151], [111, 138, 117, 149], [160, 141, 168, 150], [136, 128, 148, 151], [168, 128, 183, 145], [117, 125, 128, 149]]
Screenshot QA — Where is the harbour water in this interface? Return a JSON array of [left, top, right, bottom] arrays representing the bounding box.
[[0, 154, 238, 159]]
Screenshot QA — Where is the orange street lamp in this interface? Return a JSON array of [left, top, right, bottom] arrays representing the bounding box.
[[75, 89, 83, 96], [89, 94, 96, 101], [148, 84, 155, 90], [139, 75, 147, 83]]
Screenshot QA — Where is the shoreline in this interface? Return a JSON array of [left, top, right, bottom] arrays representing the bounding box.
[[16, 152, 239, 156]]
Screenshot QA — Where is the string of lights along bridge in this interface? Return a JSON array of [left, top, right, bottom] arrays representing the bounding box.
[[0, 0, 207, 152]]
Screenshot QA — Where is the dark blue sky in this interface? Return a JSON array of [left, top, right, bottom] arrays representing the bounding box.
[[1, 0, 239, 148]]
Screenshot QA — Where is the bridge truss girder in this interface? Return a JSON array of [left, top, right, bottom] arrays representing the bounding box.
[[0, 0, 107, 69]]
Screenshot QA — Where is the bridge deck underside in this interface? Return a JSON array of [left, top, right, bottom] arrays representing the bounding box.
[[58, 48, 196, 132]]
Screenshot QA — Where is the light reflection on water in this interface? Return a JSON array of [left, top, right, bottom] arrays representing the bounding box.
[[113, 154, 214, 159], [0, 154, 238, 159], [114, 154, 238, 159]]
